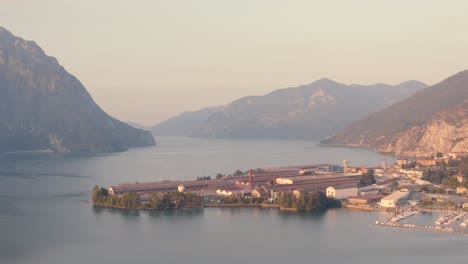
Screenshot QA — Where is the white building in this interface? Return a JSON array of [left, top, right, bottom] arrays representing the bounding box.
[[275, 178, 294, 185], [380, 191, 410, 208], [359, 184, 383, 195], [326, 184, 358, 200]]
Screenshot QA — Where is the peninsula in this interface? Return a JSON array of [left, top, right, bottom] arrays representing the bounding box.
[[93, 155, 468, 218], [92, 163, 350, 211]]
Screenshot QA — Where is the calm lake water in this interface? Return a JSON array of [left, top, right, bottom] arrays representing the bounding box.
[[0, 137, 466, 264]]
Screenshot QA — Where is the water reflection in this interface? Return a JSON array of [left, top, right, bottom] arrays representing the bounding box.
[[92, 206, 141, 216], [92, 206, 205, 219], [148, 208, 204, 218], [278, 209, 327, 220]]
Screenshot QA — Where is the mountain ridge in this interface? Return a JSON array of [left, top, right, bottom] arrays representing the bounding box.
[[150, 106, 224, 136], [190, 78, 427, 140], [323, 69, 468, 157], [0, 26, 156, 153]]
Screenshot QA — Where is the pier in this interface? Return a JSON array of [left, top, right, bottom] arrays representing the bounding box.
[[435, 211, 467, 225], [388, 209, 418, 222], [374, 221, 468, 235]]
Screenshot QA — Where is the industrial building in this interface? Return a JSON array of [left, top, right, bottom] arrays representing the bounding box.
[[347, 194, 385, 206], [107, 179, 237, 195], [380, 191, 410, 208], [326, 183, 358, 200]]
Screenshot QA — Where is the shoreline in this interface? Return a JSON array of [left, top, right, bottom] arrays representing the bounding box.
[[204, 204, 263, 208], [318, 143, 398, 157], [92, 203, 312, 211], [0, 149, 54, 154], [344, 204, 387, 211]]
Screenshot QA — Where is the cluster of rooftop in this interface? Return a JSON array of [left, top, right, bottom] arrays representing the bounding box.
[[107, 163, 362, 203], [105, 154, 468, 210]]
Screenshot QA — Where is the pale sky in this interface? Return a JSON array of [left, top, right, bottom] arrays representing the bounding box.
[[2, 0, 468, 125]]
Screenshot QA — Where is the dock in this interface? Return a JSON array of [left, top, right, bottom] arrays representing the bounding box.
[[388, 209, 418, 222], [374, 221, 468, 235], [435, 211, 467, 225]]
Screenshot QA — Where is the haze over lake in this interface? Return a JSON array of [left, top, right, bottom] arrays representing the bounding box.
[[1, 137, 467, 264]]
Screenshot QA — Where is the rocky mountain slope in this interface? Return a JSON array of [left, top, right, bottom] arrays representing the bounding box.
[[388, 99, 468, 157], [191, 78, 426, 140], [324, 70, 468, 157], [0, 27, 155, 153], [151, 106, 224, 136]]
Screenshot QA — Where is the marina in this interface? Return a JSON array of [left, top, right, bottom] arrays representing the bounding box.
[[435, 211, 467, 225], [374, 221, 468, 235], [389, 209, 418, 222], [377, 209, 468, 235]]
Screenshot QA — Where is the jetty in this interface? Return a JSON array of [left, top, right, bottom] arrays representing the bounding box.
[[374, 221, 468, 235], [389, 209, 418, 222], [435, 211, 467, 225]]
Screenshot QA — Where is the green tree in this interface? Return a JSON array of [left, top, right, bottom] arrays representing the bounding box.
[[276, 191, 340, 211], [457, 157, 468, 175], [149, 193, 161, 209], [360, 172, 376, 186], [92, 185, 100, 204]]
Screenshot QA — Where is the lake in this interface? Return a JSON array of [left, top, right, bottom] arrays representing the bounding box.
[[0, 137, 466, 264]]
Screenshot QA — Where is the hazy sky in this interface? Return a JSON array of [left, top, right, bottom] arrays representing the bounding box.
[[2, 0, 468, 125]]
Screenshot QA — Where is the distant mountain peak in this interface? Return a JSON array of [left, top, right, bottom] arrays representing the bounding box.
[[311, 77, 341, 86], [397, 80, 426, 86]]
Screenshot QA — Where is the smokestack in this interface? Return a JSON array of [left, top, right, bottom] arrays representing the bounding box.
[[249, 169, 253, 185]]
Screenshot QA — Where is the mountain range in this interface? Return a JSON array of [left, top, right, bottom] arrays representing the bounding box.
[[151, 106, 224, 136], [160, 79, 426, 140], [0, 27, 155, 153], [324, 70, 468, 157]]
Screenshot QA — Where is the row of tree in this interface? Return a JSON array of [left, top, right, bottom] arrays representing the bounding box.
[[359, 171, 376, 187], [276, 191, 341, 211], [196, 168, 267, 181], [196, 176, 212, 180], [216, 196, 264, 205], [421, 157, 468, 188], [92, 186, 140, 209], [148, 191, 203, 209], [92, 186, 203, 210]]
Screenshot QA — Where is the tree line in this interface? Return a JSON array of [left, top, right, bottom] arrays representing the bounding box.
[[421, 157, 468, 188], [148, 191, 203, 209], [195, 168, 267, 181], [276, 191, 341, 211], [92, 186, 203, 210]]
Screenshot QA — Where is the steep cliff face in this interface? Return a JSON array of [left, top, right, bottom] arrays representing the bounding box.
[[324, 70, 468, 157], [384, 99, 468, 157], [191, 78, 426, 140], [0, 26, 155, 153]]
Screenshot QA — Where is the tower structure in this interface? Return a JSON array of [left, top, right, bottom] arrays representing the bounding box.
[[178, 183, 185, 193], [342, 160, 348, 173]]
